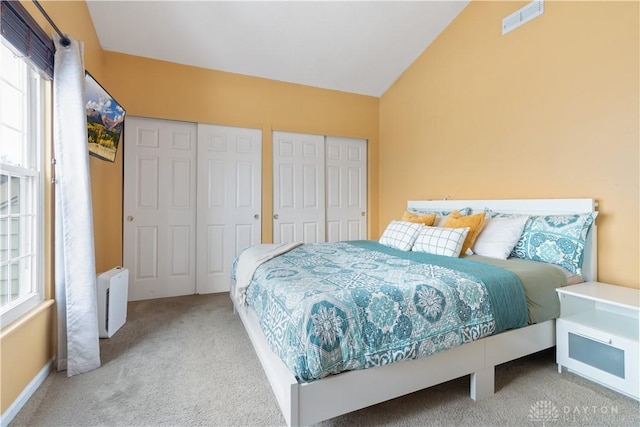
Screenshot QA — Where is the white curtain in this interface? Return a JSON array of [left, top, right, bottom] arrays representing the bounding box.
[[53, 35, 101, 376]]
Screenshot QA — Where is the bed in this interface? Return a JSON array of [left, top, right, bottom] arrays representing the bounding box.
[[231, 198, 598, 426]]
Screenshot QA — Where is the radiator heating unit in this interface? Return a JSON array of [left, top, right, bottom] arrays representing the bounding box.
[[97, 267, 129, 338]]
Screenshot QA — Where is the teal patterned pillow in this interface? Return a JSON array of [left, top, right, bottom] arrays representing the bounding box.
[[484, 208, 518, 219], [409, 207, 471, 216], [510, 212, 598, 275]]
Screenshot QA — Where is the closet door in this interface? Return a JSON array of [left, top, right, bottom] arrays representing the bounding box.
[[325, 137, 367, 241], [272, 131, 325, 244], [123, 117, 197, 301], [196, 124, 262, 293]]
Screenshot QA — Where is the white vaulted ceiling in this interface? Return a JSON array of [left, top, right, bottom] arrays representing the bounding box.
[[86, 1, 469, 97]]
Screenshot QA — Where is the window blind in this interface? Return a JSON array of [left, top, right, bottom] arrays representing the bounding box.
[[1, 0, 54, 79]]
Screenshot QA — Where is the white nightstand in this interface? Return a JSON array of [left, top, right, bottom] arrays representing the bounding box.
[[556, 282, 639, 400]]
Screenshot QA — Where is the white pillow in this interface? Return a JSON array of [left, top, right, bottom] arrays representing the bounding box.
[[472, 215, 529, 259], [412, 226, 470, 257], [379, 220, 423, 251]]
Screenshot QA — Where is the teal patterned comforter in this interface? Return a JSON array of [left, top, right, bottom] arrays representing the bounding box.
[[238, 240, 527, 382]]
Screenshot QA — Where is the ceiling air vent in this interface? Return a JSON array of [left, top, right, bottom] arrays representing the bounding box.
[[502, 0, 544, 35]]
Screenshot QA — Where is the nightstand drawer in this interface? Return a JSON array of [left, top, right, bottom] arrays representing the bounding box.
[[557, 318, 639, 400]]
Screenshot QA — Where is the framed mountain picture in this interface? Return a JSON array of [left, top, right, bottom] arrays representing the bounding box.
[[85, 71, 125, 162]]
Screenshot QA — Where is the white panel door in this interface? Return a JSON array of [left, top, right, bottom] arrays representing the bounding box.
[[272, 131, 325, 244], [196, 124, 262, 293], [124, 117, 197, 301], [325, 136, 367, 242]]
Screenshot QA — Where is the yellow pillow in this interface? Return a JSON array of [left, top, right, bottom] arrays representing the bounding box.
[[443, 210, 486, 256], [401, 210, 436, 226]]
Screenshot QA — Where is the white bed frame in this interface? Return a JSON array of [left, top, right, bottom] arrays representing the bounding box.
[[232, 198, 597, 426]]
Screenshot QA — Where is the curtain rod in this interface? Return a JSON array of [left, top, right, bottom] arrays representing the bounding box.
[[31, 0, 70, 46]]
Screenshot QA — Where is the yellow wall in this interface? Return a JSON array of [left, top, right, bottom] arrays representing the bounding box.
[[0, 301, 55, 413], [380, 0, 639, 288], [100, 52, 380, 253]]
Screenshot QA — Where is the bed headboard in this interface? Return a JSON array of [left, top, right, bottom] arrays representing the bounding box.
[[407, 198, 598, 282]]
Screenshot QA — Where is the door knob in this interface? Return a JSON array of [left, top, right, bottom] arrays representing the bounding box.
[[273, 214, 279, 220], [126, 215, 134, 222], [361, 212, 365, 217], [254, 214, 260, 220]]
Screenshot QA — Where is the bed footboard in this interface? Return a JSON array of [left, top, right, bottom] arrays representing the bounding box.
[[234, 295, 555, 427]]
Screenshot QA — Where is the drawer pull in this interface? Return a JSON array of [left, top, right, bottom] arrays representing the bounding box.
[[572, 331, 612, 345]]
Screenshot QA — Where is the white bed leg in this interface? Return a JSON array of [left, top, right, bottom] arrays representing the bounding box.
[[470, 367, 495, 401], [289, 382, 299, 427]]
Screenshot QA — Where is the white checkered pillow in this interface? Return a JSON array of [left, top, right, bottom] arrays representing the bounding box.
[[379, 221, 423, 251], [412, 226, 470, 257]]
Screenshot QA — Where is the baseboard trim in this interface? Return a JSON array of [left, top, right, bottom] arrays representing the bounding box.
[[1, 358, 54, 427]]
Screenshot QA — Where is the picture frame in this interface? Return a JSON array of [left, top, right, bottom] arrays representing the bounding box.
[[85, 71, 125, 162]]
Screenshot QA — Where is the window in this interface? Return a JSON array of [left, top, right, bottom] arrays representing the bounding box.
[[0, 40, 45, 327]]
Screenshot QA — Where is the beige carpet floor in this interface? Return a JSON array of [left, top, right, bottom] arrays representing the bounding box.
[[10, 293, 640, 427]]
